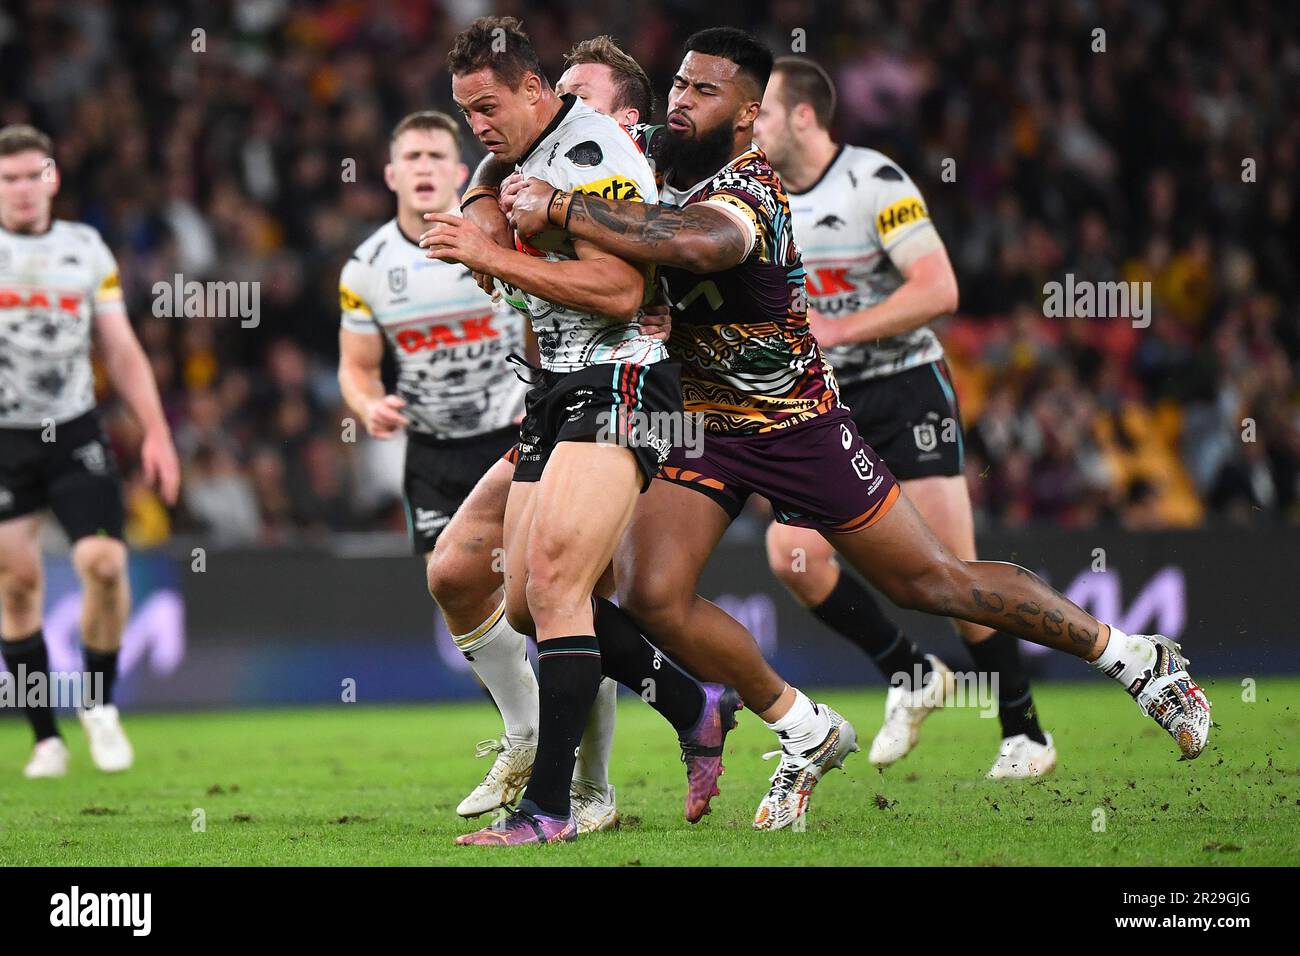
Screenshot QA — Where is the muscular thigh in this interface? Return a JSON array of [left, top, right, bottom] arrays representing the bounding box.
[[502, 477, 538, 631], [529, 441, 639, 591], [901, 474, 977, 562], [432, 456, 513, 586], [615, 478, 731, 622]]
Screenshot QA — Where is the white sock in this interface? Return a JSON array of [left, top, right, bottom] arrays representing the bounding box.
[[764, 688, 832, 755], [573, 678, 616, 791], [1090, 625, 1156, 693], [452, 602, 538, 745]]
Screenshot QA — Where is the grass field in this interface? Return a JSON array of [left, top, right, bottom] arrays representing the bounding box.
[[1, 676, 1297, 866]]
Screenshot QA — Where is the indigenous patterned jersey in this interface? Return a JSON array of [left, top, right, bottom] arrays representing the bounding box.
[[0, 221, 124, 427], [340, 217, 528, 439], [631, 125, 839, 435], [505, 94, 665, 373], [789, 145, 945, 385]]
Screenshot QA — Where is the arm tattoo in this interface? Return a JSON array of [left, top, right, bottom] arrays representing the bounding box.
[[1067, 622, 1097, 653], [567, 193, 748, 270]]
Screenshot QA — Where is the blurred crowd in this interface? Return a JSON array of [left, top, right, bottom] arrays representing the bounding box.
[[1, 0, 1296, 546]]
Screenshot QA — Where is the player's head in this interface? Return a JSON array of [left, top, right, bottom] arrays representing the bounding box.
[[754, 57, 836, 170], [661, 28, 773, 177], [447, 16, 553, 165], [558, 36, 654, 126], [0, 124, 57, 234], [385, 111, 467, 217]]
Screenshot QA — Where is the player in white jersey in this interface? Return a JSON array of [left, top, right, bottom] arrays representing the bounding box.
[[754, 58, 1057, 777], [0, 125, 180, 778], [421, 18, 740, 846], [338, 111, 625, 834]]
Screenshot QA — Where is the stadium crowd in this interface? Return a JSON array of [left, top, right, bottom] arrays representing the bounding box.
[[1, 0, 1296, 545]]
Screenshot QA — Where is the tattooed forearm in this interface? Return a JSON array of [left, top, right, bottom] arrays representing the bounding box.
[[567, 193, 748, 272], [972, 589, 1005, 613]]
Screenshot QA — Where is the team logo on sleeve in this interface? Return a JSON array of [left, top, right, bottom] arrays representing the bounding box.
[[565, 141, 604, 167], [876, 197, 928, 240], [576, 175, 643, 203], [339, 284, 371, 315]]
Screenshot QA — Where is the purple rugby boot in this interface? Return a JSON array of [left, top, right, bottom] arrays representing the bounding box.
[[679, 684, 743, 823], [455, 804, 577, 846]]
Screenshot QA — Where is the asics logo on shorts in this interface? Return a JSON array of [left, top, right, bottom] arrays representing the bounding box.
[[72, 441, 107, 474]]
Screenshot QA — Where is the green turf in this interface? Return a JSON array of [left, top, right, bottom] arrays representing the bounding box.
[[1, 676, 1296, 866]]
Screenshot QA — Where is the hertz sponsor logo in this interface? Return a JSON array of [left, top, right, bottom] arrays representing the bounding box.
[[575, 175, 643, 203], [338, 284, 371, 315], [876, 196, 928, 240]]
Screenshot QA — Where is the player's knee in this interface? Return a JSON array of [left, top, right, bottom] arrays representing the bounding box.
[[617, 576, 688, 644], [882, 556, 968, 614], [73, 540, 126, 591], [0, 562, 41, 613], [426, 547, 491, 616]]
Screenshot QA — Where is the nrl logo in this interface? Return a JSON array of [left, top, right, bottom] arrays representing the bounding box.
[[913, 422, 938, 452]]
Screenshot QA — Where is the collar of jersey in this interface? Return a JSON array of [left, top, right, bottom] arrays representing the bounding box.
[[516, 93, 578, 167], [786, 143, 847, 197]]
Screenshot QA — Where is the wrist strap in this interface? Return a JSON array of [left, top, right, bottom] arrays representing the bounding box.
[[547, 189, 574, 229], [460, 185, 500, 212]]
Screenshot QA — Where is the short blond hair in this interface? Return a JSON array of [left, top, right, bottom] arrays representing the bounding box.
[[564, 36, 655, 120], [390, 111, 461, 154], [0, 124, 53, 159]]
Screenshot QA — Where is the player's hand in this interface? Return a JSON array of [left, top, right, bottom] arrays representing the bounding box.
[[419, 214, 502, 274], [640, 302, 672, 342], [456, 197, 512, 250], [364, 394, 410, 439], [498, 171, 526, 217], [472, 271, 497, 297], [140, 426, 181, 506], [506, 177, 561, 238], [805, 306, 843, 349]]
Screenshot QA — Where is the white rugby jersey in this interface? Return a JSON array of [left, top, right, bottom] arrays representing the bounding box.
[[504, 94, 665, 373], [0, 220, 124, 427], [340, 217, 527, 439], [788, 144, 945, 385]]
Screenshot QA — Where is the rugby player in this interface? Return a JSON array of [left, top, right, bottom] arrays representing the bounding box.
[[505, 27, 1212, 830], [753, 57, 1056, 778], [338, 110, 628, 834], [421, 17, 741, 846], [0, 124, 181, 777]]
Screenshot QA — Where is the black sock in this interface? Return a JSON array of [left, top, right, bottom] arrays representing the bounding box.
[[83, 648, 118, 708], [966, 632, 1046, 744], [2, 631, 61, 742], [593, 597, 704, 735], [811, 573, 931, 690], [520, 635, 603, 818]]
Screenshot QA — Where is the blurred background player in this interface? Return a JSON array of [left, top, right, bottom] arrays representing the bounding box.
[[336, 111, 622, 833], [0, 124, 180, 778], [754, 57, 1057, 778]]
